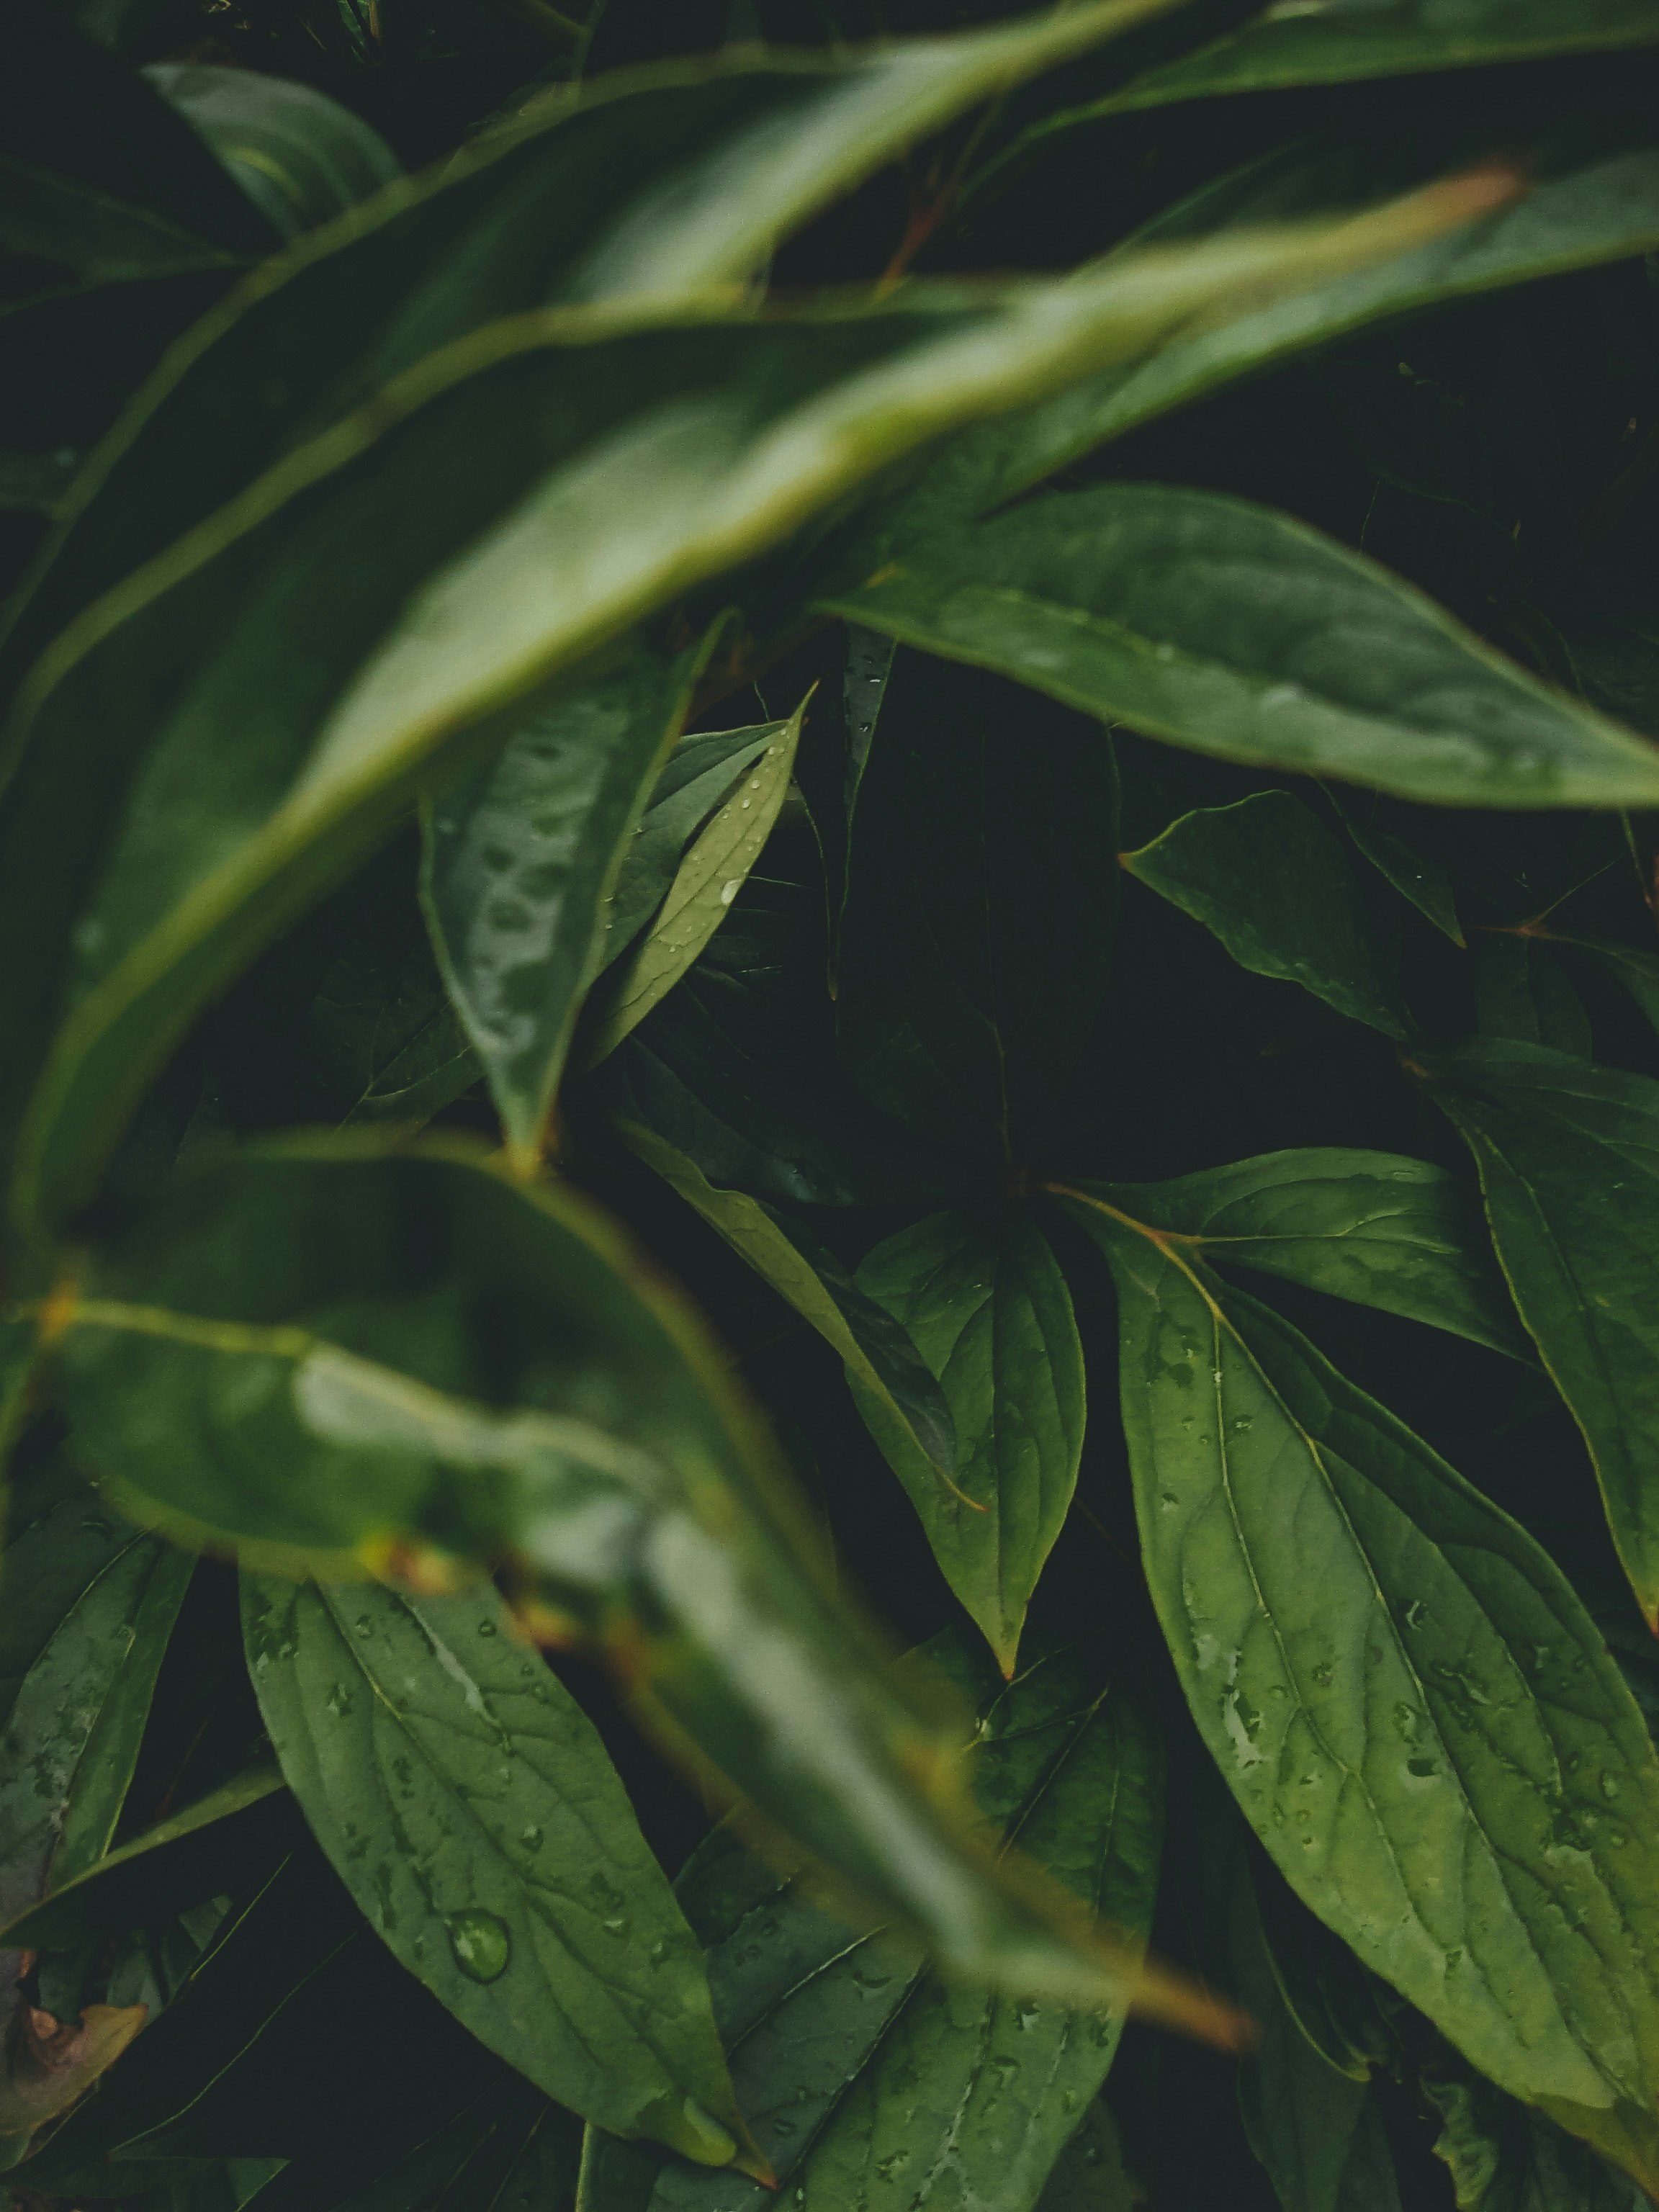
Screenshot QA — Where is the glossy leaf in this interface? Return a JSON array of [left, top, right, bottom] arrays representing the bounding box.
[[1, 1765, 292, 1954], [1061, 1148, 1527, 1358], [619, 1120, 956, 1485], [309, 913, 480, 1130], [1123, 793, 1408, 1038], [31, 1137, 1193, 2021], [578, 1638, 1162, 2212], [142, 64, 402, 240], [243, 1573, 742, 2163], [0, 0, 1190, 684], [1063, 1189, 1659, 2190], [1426, 2054, 1650, 2212], [0, 216, 1456, 1238], [823, 485, 1659, 811], [881, 130, 1659, 539], [1035, 2103, 1138, 2212], [600, 724, 783, 969], [421, 647, 702, 1160], [1416, 1042, 1659, 1627], [855, 1210, 1086, 1674], [582, 698, 805, 1069]]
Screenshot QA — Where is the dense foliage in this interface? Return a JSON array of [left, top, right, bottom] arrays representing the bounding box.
[[8, 0, 1659, 2206]]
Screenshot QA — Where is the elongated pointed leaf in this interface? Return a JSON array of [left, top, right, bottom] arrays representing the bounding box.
[[1058, 1149, 1525, 1359], [579, 1639, 1162, 2212], [0, 212, 1462, 1237], [822, 485, 1659, 810], [1036, 2103, 1138, 2212], [1550, 933, 1659, 1040], [878, 130, 1659, 538], [855, 1210, 1086, 1675], [1427, 2051, 1650, 2212], [30, 1137, 1204, 2026], [1327, 791, 1462, 945], [422, 645, 702, 1160], [0, 0, 1182, 684], [1123, 793, 1408, 1038], [601, 724, 783, 968], [242, 1574, 744, 2163], [1416, 1043, 1659, 1628], [619, 1120, 956, 1485], [582, 700, 805, 1069], [1062, 1190, 1659, 2191]]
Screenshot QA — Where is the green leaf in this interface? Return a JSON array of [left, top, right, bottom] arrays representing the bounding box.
[[421, 646, 703, 1160], [0, 1482, 192, 1925], [1122, 793, 1408, 1038], [1231, 1867, 1383, 2212], [243, 2079, 577, 2212], [881, 130, 1659, 536], [600, 724, 783, 970], [578, 1637, 1163, 2212], [1426, 2052, 1650, 2211], [1035, 2103, 1138, 2212], [308, 906, 481, 1131], [1326, 790, 1463, 946], [1471, 938, 1592, 1057], [1085, 0, 1659, 113], [580, 697, 805, 1070], [242, 1574, 742, 2164], [822, 486, 1659, 811], [1061, 1148, 1527, 1359], [0, 224, 1434, 1238], [0, 0, 1189, 684], [1415, 1042, 1659, 1628], [34, 1137, 1181, 2019], [0, 1766, 292, 1955], [1061, 1188, 1659, 2193], [141, 65, 402, 240], [855, 1210, 1086, 1674], [1545, 932, 1659, 1040], [0, 161, 235, 283], [617, 1120, 956, 1486]]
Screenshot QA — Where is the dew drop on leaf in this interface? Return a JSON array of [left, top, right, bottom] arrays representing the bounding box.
[[446, 1909, 511, 1982]]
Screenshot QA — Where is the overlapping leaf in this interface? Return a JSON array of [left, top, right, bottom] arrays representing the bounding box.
[[1061, 1190, 1659, 2191], [855, 1210, 1086, 1675], [578, 1638, 1162, 2212], [822, 485, 1659, 810], [243, 1573, 744, 2164], [1416, 1043, 1659, 1627], [27, 1136, 1193, 2026], [0, 200, 1478, 1237]]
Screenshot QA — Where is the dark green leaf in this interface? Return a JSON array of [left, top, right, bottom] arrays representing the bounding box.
[[600, 724, 783, 969], [855, 1210, 1086, 1673], [1062, 1148, 1527, 1358], [1549, 932, 1659, 1040], [1416, 1041, 1659, 1627], [1471, 938, 1592, 1056], [0, 1766, 293, 1954], [1426, 2051, 1649, 2211], [1062, 1190, 1659, 2193], [0, 161, 234, 282], [619, 1121, 956, 1485], [581, 698, 806, 1070], [578, 1638, 1163, 2212], [307, 907, 480, 1131], [1, 229, 1417, 1237], [32, 1138, 1178, 2019], [1034, 2102, 1138, 2212], [243, 1573, 741, 2163], [883, 131, 1659, 536], [421, 647, 703, 1160], [1327, 791, 1463, 946], [823, 487, 1659, 811], [142, 65, 402, 240], [243, 2078, 577, 2212], [1092, 1, 1659, 112], [1123, 793, 1408, 1038]]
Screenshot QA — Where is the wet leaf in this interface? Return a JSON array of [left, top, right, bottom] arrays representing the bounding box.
[[855, 1210, 1086, 1675], [1062, 1189, 1659, 2193], [243, 1573, 743, 2162], [577, 1637, 1162, 2212]]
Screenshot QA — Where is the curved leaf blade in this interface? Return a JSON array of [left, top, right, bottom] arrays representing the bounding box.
[[1416, 1042, 1659, 1628], [821, 486, 1659, 810], [1062, 1191, 1659, 2190], [1062, 1148, 1526, 1359], [242, 1573, 745, 2164], [855, 1211, 1086, 1675]]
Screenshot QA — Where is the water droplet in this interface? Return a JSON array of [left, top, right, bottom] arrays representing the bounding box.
[[354, 1616, 374, 1638], [719, 879, 741, 905], [446, 1910, 511, 1982], [1408, 1756, 1438, 1779], [327, 1682, 353, 1718], [1601, 1773, 1621, 1802], [520, 1824, 544, 1852], [1231, 1416, 1254, 1434], [649, 1937, 670, 1965], [1404, 1599, 1428, 1629], [1311, 1663, 1333, 1689], [477, 1620, 498, 1638]]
